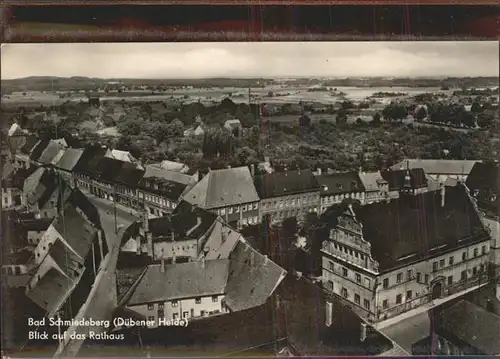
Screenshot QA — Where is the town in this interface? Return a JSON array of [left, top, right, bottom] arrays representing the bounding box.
[[1, 42, 499, 357]]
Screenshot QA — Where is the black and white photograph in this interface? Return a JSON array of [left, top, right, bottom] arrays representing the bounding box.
[[1, 41, 499, 357]]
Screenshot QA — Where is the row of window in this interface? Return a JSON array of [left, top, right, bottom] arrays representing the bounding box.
[[327, 281, 371, 310], [216, 202, 258, 216], [384, 265, 487, 309], [332, 242, 366, 261], [270, 207, 318, 220], [262, 196, 318, 210], [327, 262, 372, 288], [432, 246, 488, 272], [321, 192, 363, 204], [144, 193, 176, 208], [240, 216, 259, 226], [147, 296, 219, 310]]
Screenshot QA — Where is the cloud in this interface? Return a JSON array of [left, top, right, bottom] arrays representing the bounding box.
[[1, 41, 498, 79]]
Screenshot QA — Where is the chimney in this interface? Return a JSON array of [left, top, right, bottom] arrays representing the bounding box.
[[160, 259, 165, 273], [201, 256, 205, 269], [440, 184, 446, 207], [250, 164, 255, 177], [317, 167, 322, 176], [360, 323, 367, 342], [358, 166, 362, 174], [264, 255, 269, 265], [325, 301, 333, 327]]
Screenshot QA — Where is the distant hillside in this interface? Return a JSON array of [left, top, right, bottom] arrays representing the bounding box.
[[1, 76, 498, 94]]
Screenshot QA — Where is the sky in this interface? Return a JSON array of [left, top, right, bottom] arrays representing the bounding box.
[[1, 42, 499, 80]]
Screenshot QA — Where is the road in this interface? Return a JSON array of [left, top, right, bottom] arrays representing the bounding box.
[[54, 195, 140, 358], [380, 311, 430, 354]]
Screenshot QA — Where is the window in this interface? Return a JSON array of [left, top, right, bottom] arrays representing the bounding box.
[[407, 270, 413, 280], [148, 316, 155, 321], [461, 271, 467, 280], [432, 261, 438, 272], [364, 299, 370, 310], [396, 294, 402, 304], [462, 251, 467, 261], [473, 267, 477, 276], [354, 294, 361, 305], [474, 248, 478, 257], [397, 273, 402, 283], [158, 303, 164, 310], [417, 272, 422, 282], [173, 313, 179, 319], [172, 301, 178, 307], [356, 273, 361, 283], [328, 280, 334, 290], [242, 205, 247, 212], [406, 290, 412, 300], [365, 278, 371, 288], [482, 245, 487, 255], [212, 296, 218, 302], [183, 311, 189, 319], [449, 256, 454, 265], [329, 261, 334, 271], [147, 304, 154, 311], [383, 278, 389, 289], [157, 310, 164, 318], [195, 298, 201, 304], [253, 203, 258, 210], [228, 207, 233, 214], [447, 276, 453, 285], [342, 268, 348, 277], [425, 274, 429, 284], [220, 208, 226, 215], [439, 259, 445, 268], [341, 288, 348, 298], [383, 300, 388, 309]]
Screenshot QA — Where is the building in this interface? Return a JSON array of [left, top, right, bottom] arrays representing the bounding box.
[[380, 167, 428, 198], [315, 170, 366, 213], [7, 122, 29, 152], [358, 171, 389, 204], [465, 161, 500, 278], [223, 119, 242, 136], [121, 200, 219, 262], [321, 185, 492, 323], [52, 148, 85, 187], [22, 167, 73, 219], [1, 161, 25, 208], [13, 134, 40, 169], [34, 138, 68, 166], [119, 238, 286, 326], [434, 300, 500, 355], [25, 199, 107, 318], [390, 159, 479, 184], [87, 94, 100, 107], [105, 149, 141, 165], [183, 125, 205, 137], [254, 169, 320, 223], [182, 167, 260, 228], [139, 164, 196, 218]]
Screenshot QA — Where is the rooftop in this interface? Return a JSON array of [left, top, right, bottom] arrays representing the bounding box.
[[358, 171, 386, 192], [465, 161, 500, 218], [338, 185, 489, 272], [316, 171, 366, 196], [438, 300, 500, 355], [124, 260, 230, 306], [53, 148, 85, 172], [380, 168, 428, 191], [183, 166, 260, 209], [254, 169, 320, 199], [391, 159, 480, 175]]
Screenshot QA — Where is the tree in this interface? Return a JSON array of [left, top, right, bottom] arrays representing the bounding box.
[[471, 101, 483, 114], [414, 106, 428, 121], [382, 102, 407, 122], [356, 117, 363, 125], [298, 114, 312, 127], [371, 112, 382, 125]]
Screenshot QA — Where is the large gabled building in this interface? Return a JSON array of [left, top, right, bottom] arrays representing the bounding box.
[[321, 185, 491, 323], [254, 169, 320, 223], [182, 167, 260, 228]]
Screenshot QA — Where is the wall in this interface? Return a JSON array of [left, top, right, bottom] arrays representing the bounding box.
[[375, 240, 491, 320], [320, 191, 364, 213], [128, 294, 226, 327], [152, 239, 198, 261], [28, 230, 45, 245], [260, 192, 320, 223], [212, 201, 260, 227]]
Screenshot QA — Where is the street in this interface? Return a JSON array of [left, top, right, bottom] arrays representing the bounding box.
[[380, 311, 430, 354], [54, 195, 140, 358]]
